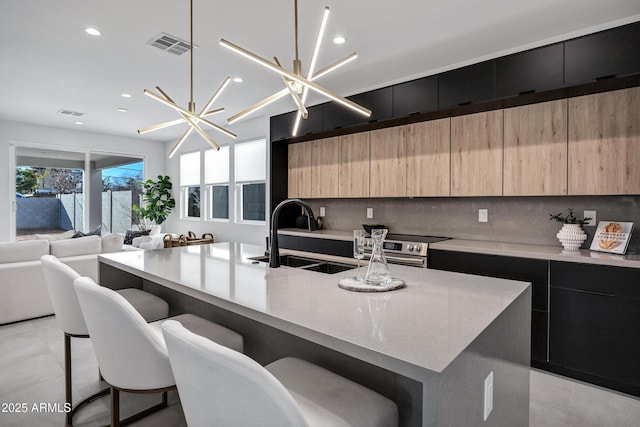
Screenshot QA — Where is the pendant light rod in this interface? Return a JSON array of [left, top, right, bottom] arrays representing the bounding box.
[[190, 0, 194, 106], [294, 0, 300, 62]]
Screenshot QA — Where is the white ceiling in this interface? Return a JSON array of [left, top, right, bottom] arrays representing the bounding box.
[[1, 0, 639, 144]]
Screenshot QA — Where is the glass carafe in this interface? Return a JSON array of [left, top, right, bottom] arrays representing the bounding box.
[[364, 229, 392, 286]]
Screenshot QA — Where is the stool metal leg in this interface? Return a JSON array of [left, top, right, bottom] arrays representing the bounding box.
[[64, 333, 110, 427]]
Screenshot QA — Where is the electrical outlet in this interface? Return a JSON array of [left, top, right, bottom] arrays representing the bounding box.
[[483, 371, 494, 421], [584, 210, 596, 226], [478, 209, 488, 223], [320, 207, 326, 216], [366, 208, 374, 219]]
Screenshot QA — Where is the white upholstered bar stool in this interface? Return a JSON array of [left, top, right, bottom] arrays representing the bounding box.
[[73, 276, 243, 427], [40, 255, 169, 426], [41, 255, 170, 427], [162, 320, 398, 427]]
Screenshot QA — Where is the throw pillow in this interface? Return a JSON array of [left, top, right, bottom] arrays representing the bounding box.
[[73, 225, 102, 238]]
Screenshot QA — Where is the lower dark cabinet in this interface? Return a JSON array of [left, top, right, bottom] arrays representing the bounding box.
[[548, 261, 640, 397], [277, 234, 352, 258], [428, 249, 548, 365]]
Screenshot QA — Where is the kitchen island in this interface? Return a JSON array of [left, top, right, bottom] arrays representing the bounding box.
[[99, 242, 531, 427]]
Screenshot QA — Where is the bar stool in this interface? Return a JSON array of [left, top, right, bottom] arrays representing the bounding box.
[[41, 255, 170, 426], [73, 276, 243, 427], [162, 320, 398, 427]]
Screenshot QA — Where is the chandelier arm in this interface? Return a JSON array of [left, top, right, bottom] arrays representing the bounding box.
[[219, 39, 371, 116], [201, 77, 232, 113], [227, 89, 289, 124], [138, 108, 224, 135], [307, 6, 330, 80], [144, 89, 236, 138], [168, 129, 193, 158], [312, 53, 358, 81]]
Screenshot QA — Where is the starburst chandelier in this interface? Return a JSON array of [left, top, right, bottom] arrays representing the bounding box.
[[138, 0, 236, 157], [220, 0, 371, 137]]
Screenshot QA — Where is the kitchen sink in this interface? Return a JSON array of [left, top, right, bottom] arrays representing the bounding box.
[[248, 255, 318, 268], [301, 262, 354, 274], [248, 255, 354, 274]]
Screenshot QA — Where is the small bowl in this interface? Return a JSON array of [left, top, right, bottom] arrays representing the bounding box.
[[362, 224, 386, 235]]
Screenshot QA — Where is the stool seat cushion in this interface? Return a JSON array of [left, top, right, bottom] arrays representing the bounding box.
[[116, 288, 168, 323], [266, 357, 398, 427], [150, 314, 243, 353]]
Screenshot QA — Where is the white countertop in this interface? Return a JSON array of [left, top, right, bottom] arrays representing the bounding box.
[[99, 242, 529, 379], [430, 239, 640, 268], [279, 228, 640, 268]]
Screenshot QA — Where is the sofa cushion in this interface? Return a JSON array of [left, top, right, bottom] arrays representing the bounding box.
[[50, 235, 102, 258], [101, 233, 124, 253], [33, 230, 76, 242], [0, 240, 49, 264]]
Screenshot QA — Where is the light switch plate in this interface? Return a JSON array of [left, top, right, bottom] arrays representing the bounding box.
[[584, 210, 596, 226], [366, 208, 374, 219], [479, 209, 488, 223], [320, 207, 326, 216]]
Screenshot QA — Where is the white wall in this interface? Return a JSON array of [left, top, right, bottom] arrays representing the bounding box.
[[162, 115, 270, 247], [0, 118, 166, 242]]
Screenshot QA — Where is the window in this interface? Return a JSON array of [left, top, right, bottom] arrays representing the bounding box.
[[235, 139, 266, 222], [180, 151, 201, 218], [204, 146, 229, 220]]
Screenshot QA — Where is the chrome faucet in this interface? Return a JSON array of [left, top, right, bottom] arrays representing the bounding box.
[[269, 198, 317, 268]]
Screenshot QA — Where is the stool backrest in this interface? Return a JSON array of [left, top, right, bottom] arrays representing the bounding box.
[[162, 320, 308, 427], [41, 255, 86, 336], [73, 277, 174, 390]]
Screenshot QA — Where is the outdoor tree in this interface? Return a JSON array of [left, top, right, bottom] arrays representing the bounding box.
[[45, 168, 82, 194], [15, 168, 38, 194]]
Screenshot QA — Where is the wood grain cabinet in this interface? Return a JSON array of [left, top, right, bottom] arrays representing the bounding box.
[[311, 137, 340, 198], [370, 127, 407, 197], [451, 110, 503, 196], [504, 100, 568, 196], [406, 118, 451, 197], [287, 141, 313, 198], [339, 133, 370, 198], [568, 87, 640, 195]]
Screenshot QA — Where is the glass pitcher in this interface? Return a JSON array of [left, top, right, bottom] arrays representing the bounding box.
[[364, 229, 392, 286]]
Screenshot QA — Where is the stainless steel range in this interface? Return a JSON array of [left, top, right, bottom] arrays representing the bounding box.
[[364, 233, 450, 268]]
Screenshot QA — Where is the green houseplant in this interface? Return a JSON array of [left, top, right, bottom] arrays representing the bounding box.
[[132, 175, 176, 231]]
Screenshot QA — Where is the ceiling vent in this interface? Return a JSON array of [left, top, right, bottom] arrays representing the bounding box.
[[147, 33, 194, 55], [57, 109, 86, 117]]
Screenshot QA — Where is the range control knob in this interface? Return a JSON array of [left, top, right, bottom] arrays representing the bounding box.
[[407, 244, 414, 251], [415, 245, 424, 252]]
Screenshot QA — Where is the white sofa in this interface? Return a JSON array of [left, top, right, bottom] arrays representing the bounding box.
[[0, 233, 126, 325]]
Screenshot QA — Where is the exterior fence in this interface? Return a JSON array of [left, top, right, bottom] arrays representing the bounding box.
[[16, 190, 139, 234]]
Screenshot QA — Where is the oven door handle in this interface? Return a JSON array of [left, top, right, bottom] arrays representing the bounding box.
[[364, 253, 426, 267]]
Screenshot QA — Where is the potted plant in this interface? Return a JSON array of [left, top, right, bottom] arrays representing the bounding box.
[[549, 208, 591, 251], [132, 175, 176, 233]]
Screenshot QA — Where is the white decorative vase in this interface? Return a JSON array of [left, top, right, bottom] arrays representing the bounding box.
[[556, 224, 587, 251]]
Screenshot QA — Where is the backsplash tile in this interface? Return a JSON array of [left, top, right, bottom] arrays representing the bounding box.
[[307, 196, 640, 251]]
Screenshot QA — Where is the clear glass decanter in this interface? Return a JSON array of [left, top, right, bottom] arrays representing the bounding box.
[[364, 229, 392, 286]]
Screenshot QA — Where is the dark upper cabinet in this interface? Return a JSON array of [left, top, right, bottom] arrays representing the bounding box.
[[296, 104, 324, 136], [496, 43, 564, 98], [270, 111, 296, 142], [392, 76, 439, 117], [323, 87, 392, 130], [565, 21, 640, 85], [438, 61, 495, 108]]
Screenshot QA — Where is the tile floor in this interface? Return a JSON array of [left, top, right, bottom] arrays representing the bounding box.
[[1, 315, 639, 426]]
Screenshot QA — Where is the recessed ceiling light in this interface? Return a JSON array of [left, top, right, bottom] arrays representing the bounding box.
[[85, 27, 101, 36], [117, 108, 128, 113], [233, 77, 243, 83], [75, 121, 83, 125], [121, 93, 132, 98], [333, 36, 346, 44]]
